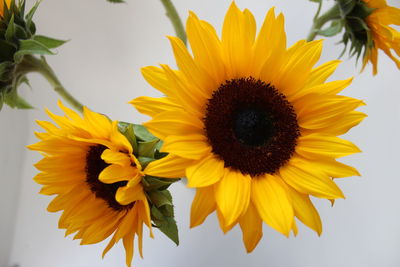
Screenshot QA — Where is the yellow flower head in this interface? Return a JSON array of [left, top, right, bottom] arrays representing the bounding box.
[[132, 2, 365, 252], [28, 101, 153, 267], [362, 0, 400, 74], [0, 0, 11, 17]]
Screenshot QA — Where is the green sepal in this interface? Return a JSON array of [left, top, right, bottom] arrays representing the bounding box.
[[118, 121, 138, 154], [133, 124, 157, 142], [3, 89, 32, 109], [14, 39, 55, 62], [138, 139, 160, 158], [5, 15, 15, 42], [337, 0, 357, 16], [143, 176, 180, 191], [107, 0, 125, 3], [25, 1, 40, 33], [33, 35, 68, 49], [318, 20, 343, 37]]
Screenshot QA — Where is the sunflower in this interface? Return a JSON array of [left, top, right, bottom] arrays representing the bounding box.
[[362, 0, 400, 74], [28, 101, 153, 267], [131, 2, 365, 252]]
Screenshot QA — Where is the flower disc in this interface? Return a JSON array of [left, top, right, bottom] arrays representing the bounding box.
[[205, 77, 299, 176]]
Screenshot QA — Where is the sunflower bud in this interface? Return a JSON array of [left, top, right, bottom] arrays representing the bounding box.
[[118, 121, 180, 245], [0, 0, 66, 110]]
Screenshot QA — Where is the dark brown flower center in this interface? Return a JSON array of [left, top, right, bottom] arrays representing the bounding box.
[[85, 145, 133, 211], [204, 77, 300, 176]]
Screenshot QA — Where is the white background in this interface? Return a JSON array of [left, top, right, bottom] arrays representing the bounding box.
[[1, 0, 400, 266]]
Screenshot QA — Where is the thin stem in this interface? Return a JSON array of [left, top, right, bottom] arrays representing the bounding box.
[[21, 55, 84, 112], [160, 0, 187, 44], [307, 4, 341, 42]]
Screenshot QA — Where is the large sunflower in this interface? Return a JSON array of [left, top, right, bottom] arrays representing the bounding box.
[[132, 3, 365, 252], [28, 102, 153, 267], [362, 0, 400, 74]]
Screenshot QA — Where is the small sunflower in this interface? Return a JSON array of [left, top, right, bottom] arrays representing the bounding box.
[[132, 2, 366, 252], [28, 102, 154, 267], [361, 0, 400, 74]]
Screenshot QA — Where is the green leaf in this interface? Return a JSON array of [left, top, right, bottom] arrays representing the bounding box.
[[118, 121, 138, 154], [151, 205, 179, 246], [138, 139, 159, 158], [133, 124, 157, 142], [33, 35, 68, 49], [14, 39, 54, 62], [107, 0, 125, 3], [0, 62, 13, 81], [5, 15, 15, 42], [318, 20, 343, 37]]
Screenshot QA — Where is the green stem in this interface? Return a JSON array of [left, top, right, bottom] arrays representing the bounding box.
[[160, 0, 187, 44], [307, 4, 341, 42], [20, 55, 84, 113]]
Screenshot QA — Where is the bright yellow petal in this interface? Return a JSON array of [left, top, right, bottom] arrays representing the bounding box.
[[286, 185, 322, 235], [99, 164, 137, 184], [116, 184, 144, 206], [161, 134, 211, 160], [296, 134, 361, 159], [215, 169, 251, 227], [186, 11, 226, 85], [239, 202, 263, 253], [144, 110, 204, 140], [251, 174, 293, 237], [101, 149, 131, 166], [186, 154, 224, 187], [145, 154, 191, 178], [304, 60, 342, 89], [190, 186, 216, 228], [130, 96, 181, 117], [280, 157, 345, 199]]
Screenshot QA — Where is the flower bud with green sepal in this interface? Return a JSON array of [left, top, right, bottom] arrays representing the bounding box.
[[0, 0, 67, 110], [118, 121, 181, 245]]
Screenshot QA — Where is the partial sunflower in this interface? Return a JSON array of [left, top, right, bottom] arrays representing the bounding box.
[[0, 0, 11, 17], [132, 2, 366, 252], [28, 102, 154, 267], [361, 0, 400, 74]]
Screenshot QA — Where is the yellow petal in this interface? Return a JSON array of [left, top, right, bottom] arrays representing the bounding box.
[[286, 185, 322, 235], [186, 11, 226, 84], [222, 2, 255, 77], [145, 154, 191, 178], [141, 66, 173, 96], [215, 169, 251, 227], [161, 134, 211, 160], [101, 149, 130, 166], [280, 157, 345, 199], [83, 106, 112, 139], [186, 154, 224, 187], [304, 60, 342, 88], [239, 202, 263, 253], [307, 158, 361, 178], [168, 36, 215, 98], [110, 121, 133, 154], [130, 96, 181, 117], [144, 110, 203, 140], [190, 186, 216, 228], [116, 184, 144, 205], [123, 232, 135, 267], [99, 164, 136, 184], [296, 78, 353, 99], [251, 174, 293, 237], [275, 40, 323, 98], [296, 134, 361, 159]]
